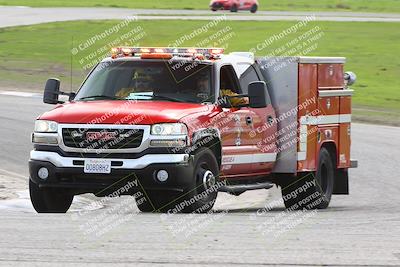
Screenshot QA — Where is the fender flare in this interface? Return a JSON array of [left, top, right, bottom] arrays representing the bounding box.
[[191, 128, 222, 166]]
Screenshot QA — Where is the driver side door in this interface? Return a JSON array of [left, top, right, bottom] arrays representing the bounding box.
[[218, 64, 258, 178]]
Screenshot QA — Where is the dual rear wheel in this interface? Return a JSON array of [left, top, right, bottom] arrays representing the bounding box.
[[281, 147, 335, 210]]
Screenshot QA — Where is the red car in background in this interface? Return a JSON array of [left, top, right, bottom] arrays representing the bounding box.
[[210, 0, 259, 13]]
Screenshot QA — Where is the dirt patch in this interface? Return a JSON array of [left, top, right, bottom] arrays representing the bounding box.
[[0, 173, 26, 200]]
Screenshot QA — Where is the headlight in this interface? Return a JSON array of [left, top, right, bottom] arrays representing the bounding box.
[[34, 120, 58, 133], [151, 123, 187, 135]]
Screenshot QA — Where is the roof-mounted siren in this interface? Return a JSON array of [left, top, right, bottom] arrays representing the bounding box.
[[229, 52, 255, 60], [344, 71, 357, 87]]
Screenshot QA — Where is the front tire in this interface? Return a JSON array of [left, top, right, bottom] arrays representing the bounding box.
[[281, 147, 334, 210], [250, 4, 258, 13], [179, 148, 219, 213], [29, 180, 73, 213]]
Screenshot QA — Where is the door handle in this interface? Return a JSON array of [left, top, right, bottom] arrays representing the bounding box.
[[267, 116, 274, 125], [246, 116, 253, 125]]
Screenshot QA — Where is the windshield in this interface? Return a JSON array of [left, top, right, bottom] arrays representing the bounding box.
[[75, 60, 213, 103]]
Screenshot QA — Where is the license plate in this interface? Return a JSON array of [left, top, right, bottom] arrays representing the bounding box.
[[84, 159, 111, 174]]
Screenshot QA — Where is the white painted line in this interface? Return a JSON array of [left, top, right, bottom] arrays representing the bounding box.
[[0, 91, 41, 98]]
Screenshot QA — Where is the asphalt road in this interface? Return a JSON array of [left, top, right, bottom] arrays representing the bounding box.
[[1, 6, 400, 28], [0, 93, 399, 266]]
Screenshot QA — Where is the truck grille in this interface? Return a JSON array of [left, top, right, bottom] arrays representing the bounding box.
[[62, 128, 144, 150]]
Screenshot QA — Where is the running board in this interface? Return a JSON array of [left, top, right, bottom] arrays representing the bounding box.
[[218, 181, 274, 195]]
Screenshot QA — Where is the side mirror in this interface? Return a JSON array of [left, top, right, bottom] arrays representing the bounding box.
[[43, 78, 61, 104], [248, 81, 268, 108]]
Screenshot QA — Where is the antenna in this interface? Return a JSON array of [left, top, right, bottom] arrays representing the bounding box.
[[70, 36, 73, 92]]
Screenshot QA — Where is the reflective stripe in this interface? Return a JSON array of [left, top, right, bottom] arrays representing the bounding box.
[[297, 114, 351, 161], [297, 152, 307, 161], [300, 114, 351, 125], [339, 114, 352, 123], [222, 153, 277, 165], [319, 89, 354, 97]]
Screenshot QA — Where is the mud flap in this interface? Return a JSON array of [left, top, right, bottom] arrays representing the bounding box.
[[333, 169, 349, 195]]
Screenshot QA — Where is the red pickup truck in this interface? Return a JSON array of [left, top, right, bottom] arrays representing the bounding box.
[[210, 0, 259, 13], [29, 47, 357, 213]]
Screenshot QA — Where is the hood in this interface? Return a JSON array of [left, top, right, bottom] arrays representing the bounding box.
[[39, 100, 211, 125]]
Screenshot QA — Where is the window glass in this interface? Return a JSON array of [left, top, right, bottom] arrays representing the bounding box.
[[75, 61, 213, 103], [219, 65, 241, 94], [239, 65, 260, 94]]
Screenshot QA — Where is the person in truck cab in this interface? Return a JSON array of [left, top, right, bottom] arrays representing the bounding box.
[[220, 70, 249, 106], [194, 72, 212, 101], [195, 70, 249, 106], [116, 70, 154, 98]]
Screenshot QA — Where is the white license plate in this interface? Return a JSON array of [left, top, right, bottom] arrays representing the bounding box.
[[84, 159, 111, 174]]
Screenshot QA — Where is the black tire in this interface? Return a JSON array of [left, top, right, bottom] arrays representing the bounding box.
[[230, 4, 238, 12], [29, 180, 73, 213], [250, 4, 258, 13], [281, 147, 334, 210], [177, 147, 219, 213], [136, 148, 219, 213]]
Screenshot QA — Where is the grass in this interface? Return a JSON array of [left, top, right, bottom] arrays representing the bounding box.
[[0, 20, 399, 123], [1, 0, 400, 13]]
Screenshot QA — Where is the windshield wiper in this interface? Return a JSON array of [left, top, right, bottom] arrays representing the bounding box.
[[78, 95, 123, 100]]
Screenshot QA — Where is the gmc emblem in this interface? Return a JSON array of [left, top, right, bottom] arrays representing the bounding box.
[[86, 131, 117, 141]]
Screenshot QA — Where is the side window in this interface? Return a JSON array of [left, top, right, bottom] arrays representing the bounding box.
[[239, 65, 260, 94], [220, 65, 241, 94]]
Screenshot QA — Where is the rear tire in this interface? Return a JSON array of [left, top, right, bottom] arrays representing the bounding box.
[[29, 180, 73, 213], [250, 4, 258, 13], [281, 147, 334, 210], [230, 4, 238, 12]]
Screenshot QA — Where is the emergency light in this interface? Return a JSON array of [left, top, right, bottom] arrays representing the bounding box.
[[111, 47, 224, 60]]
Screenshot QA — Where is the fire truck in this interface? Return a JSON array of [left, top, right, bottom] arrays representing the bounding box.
[[29, 47, 357, 213]]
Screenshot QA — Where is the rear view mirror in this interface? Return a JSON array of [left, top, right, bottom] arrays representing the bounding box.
[[248, 81, 268, 108], [43, 78, 61, 104]]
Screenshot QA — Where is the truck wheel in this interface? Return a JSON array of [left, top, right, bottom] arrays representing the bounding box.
[[29, 180, 73, 213], [250, 4, 258, 13], [281, 147, 334, 210], [230, 5, 238, 12], [179, 148, 219, 213]]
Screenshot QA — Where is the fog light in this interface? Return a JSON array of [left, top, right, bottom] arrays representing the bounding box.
[[38, 167, 49, 180], [156, 170, 168, 182]]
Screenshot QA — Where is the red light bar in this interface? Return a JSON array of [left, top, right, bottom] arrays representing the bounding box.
[[141, 53, 173, 59], [110, 47, 225, 59]]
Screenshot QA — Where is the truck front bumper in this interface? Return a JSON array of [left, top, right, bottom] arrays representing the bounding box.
[[29, 151, 194, 195]]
